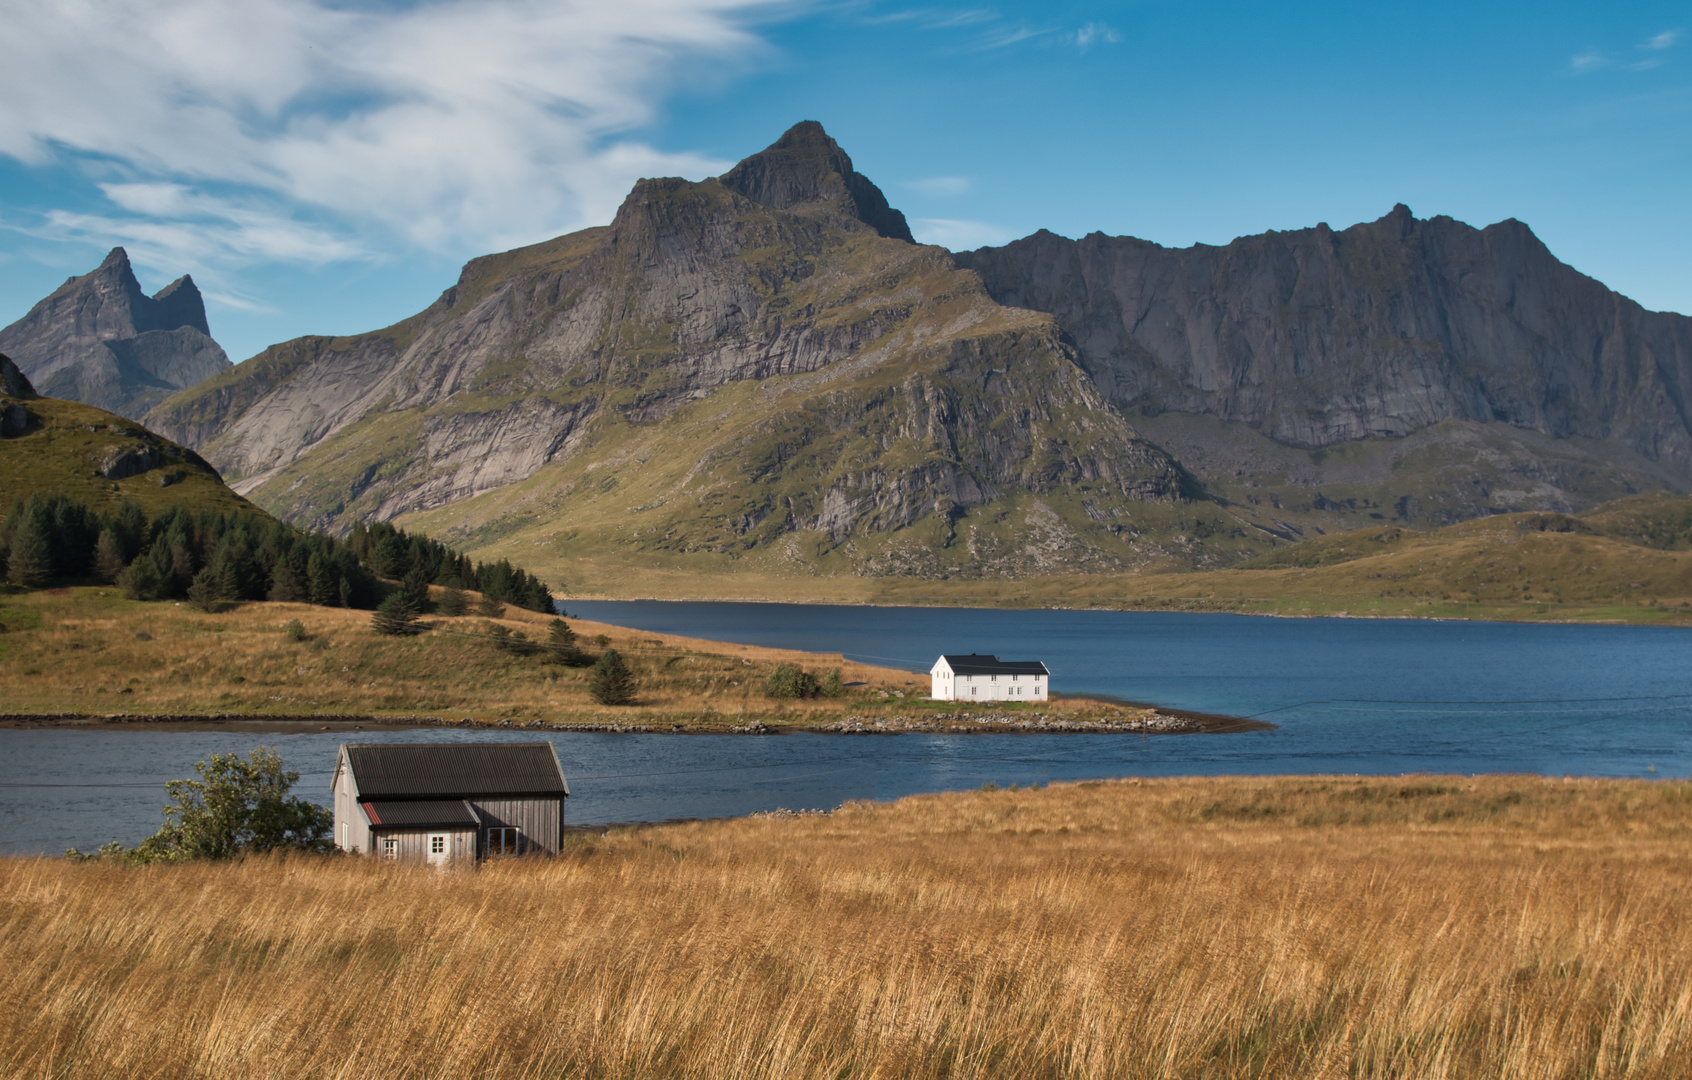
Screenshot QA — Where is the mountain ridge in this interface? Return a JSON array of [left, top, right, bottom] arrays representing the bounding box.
[[0, 248, 231, 420]]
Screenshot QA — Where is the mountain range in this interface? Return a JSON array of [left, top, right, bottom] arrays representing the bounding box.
[[0, 248, 232, 420], [8, 121, 1689, 593]]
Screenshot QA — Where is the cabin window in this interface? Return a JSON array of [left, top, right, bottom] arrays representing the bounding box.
[[430, 835, 446, 855], [487, 827, 520, 856], [381, 837, 398, 860]]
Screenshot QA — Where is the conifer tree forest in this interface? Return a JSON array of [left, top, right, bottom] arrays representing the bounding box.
[[0, 493, 556, 614]]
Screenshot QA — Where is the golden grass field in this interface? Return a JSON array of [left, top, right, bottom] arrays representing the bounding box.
[[4, 775, 1690, 1078], [0, 587, 1160, 730]]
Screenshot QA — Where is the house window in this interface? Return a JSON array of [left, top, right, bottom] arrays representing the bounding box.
[[381, 837, 398, 860], [487, 827, 520, 856], [430, 835, 446, 855]]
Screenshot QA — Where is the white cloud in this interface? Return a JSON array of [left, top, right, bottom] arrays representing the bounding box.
[[1570, 51, 1609, 73], [1071, 22, 1122, 51], [910, 217, 1017, 250], [1642, 29, 1683, 50], [906, 175, 973, 196], [0, 0, 787, 276]]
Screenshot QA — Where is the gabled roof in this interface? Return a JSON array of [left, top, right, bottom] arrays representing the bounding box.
[[363, 799, 480, 827], [940, 654, 1050, 676], [344, 742, 569, 798]]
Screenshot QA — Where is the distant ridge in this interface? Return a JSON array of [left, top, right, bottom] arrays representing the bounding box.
[[0, 248, 231, 420]]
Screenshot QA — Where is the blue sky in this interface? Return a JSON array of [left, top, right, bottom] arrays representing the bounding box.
[[1, 0, 1687, 364]]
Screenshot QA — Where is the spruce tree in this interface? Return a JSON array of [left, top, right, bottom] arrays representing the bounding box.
[[370, 592, 424, 636], [588, 649, 636, 705], [475, 593, 505, 619], [186, 565, 229, 612], [545, 618, 582, 665], [401, 565, 432, 611], [438, 586, 469, 617], [268, 559, 303, 603], [306, 553, 336, 606], [5, 516, 51, 587], [92, 528, 128, 583]]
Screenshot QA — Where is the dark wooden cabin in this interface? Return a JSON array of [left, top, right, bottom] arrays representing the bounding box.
[[331, 742, 569, 864]]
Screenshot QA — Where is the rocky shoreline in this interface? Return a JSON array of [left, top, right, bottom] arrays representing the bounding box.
[[0, 708, 1260, 735]]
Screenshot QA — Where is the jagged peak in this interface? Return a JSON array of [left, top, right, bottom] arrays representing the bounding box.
[[718, 121, 914, 243]]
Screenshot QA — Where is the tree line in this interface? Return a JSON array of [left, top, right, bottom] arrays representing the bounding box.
[[0, 493, 556, 613]]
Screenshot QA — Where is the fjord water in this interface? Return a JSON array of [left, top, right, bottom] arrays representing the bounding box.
[[3, 604, 1690, 855]]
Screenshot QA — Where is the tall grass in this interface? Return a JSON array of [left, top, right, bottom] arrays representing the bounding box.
[[4, 775, 1691, 1078]]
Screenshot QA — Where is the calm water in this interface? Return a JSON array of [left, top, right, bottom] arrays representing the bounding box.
[[3, 604, 1690, 855]]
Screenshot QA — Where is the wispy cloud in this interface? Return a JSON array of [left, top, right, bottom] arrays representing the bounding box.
[[906, 175, 973, 196], [1571, 27, 1683, 75], [1071, 22, 1122, 51], [910, 217, 1016, 250], [863, 5, 1120, 54], [0, 0, 785, 287]]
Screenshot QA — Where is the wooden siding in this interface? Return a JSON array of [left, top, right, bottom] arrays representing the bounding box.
[[331, 749, 371, 854], [470, 796, 563, 855], [370, 827, 478, 865]]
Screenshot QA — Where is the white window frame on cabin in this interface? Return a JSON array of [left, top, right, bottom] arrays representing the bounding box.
[[381, 836, 399, 860]]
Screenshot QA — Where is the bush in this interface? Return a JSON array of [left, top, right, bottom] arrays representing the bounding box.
[[821, 668, 844, 697], [766, 663, 821, 699], [118, 557, 166, 601], [67, 747, 332, 862], [593, 633, 611, 647], [588, 649, 636, 705], [284, 619, 305, 642], [476, 593, 505, 619], [370, 593, 425, 636], [186, 565, 230, 612]]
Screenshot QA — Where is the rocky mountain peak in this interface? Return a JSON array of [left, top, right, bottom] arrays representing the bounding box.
[[0, 247, 230, 419], [718, 120, 914, 242]]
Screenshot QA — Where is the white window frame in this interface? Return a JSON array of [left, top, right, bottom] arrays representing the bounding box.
[[381, 836, 399, 860]]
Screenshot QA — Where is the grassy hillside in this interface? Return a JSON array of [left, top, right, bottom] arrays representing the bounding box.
[[0, 387, 256, 519], [6, 775, 1691, 1078], [455, 494, 1692, 625], [0, 587, 1165, 730]]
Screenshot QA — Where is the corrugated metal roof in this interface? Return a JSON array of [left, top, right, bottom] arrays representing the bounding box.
[[941, 654, 1050, 676], [363, 799, 480, 827], [346, 743, 569, 798]]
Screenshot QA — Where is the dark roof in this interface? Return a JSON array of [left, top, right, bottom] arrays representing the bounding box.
[[345, 743, 568, 798], [940, 654, 1050, 676], [362, 799, 480, 827]]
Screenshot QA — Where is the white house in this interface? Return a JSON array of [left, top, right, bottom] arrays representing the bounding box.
[[930, 654, 1050, 702]]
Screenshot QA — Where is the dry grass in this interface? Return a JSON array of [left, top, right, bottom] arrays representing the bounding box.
[[4, 775, 1691, 1078], [0, 587, 1143, 729]]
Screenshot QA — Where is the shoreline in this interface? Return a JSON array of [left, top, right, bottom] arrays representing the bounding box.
[[0, 704, 1272, 736]]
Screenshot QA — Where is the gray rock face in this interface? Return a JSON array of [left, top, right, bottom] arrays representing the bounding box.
[[147, 122, 1181, 555], [954, 206, 1692, 472], [1, 353, 35, 398], [0, 248, 232, 419], [719, 120, 914, 243]]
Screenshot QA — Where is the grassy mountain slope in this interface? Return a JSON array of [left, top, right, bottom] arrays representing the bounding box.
[[1, 367, 256, 519]]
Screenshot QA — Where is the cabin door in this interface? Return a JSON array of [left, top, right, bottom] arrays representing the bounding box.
[[427, 833, 449, 867]]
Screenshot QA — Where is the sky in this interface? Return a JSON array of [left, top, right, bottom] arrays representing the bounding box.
[[0, 0, 1687, 364]]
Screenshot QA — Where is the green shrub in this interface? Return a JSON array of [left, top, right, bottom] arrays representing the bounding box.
[[821, 668, 844, 697], [545, 618, 585, 665], [437, 586, 469, 617], [476, 593, 505, 619], [283, 619, 305, 642], [766, 663, 821, 699]]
